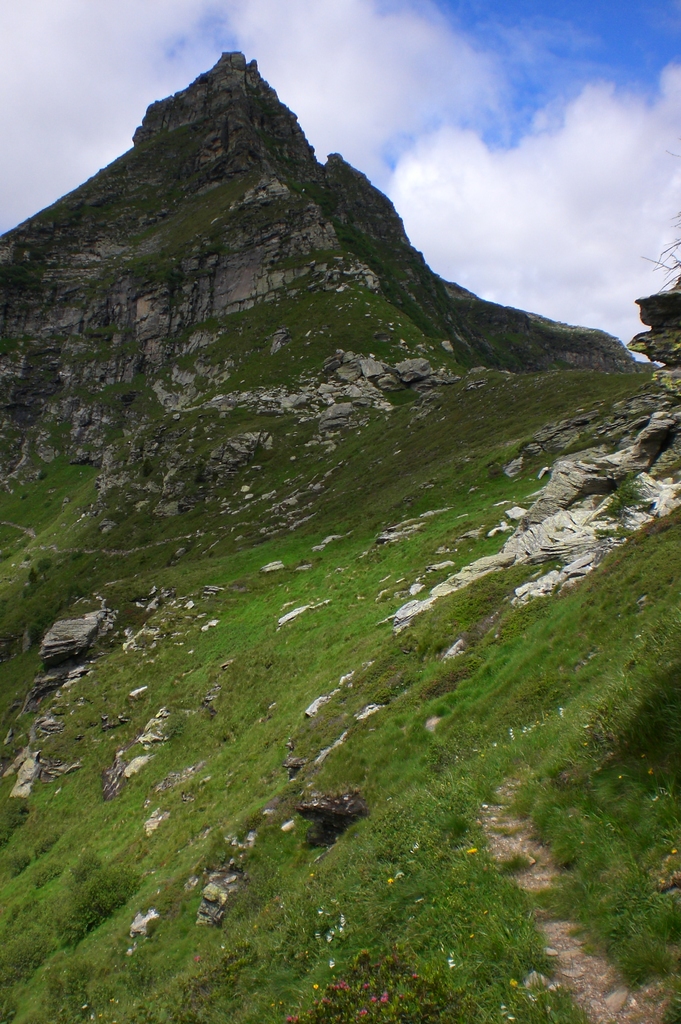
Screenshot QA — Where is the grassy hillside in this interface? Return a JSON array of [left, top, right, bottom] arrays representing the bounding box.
[[1, 358, 680, 1023]]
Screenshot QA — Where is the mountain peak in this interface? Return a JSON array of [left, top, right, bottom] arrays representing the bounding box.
[[132, 51, 318, 181]]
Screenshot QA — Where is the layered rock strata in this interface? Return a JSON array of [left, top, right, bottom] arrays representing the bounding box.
[[630, 286, 681, 395]]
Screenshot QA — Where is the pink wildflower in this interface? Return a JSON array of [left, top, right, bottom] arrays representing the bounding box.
[[380, 992, 389, 1003]]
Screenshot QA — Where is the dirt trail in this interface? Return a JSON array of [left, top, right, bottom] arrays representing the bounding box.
[[481, 782, 665, 1024]]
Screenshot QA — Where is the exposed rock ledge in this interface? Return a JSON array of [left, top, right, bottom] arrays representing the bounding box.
[[392, 411, 681, 632]]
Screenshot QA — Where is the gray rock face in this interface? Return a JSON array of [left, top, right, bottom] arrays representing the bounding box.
[[133, 52, 317, 176], [207, 431, 272, 481], [40, 611, 103, 667], [21, 662, 91, 714], [394, 358, 432, 383], [4, 748, 79, 797], [521, 413, 677, 527], [34, 714, 64, 736], [636, 289, 681, 329], [38, 757, 82, 784], [319, 403, 354, 432], [102, 754, 128, 802]]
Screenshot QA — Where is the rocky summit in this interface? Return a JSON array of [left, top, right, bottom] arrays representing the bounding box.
[[0, 52, 679, 1024]]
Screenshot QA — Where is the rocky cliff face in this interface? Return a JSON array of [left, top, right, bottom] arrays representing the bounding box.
[[630, 285, 681, 395], [0, 52, 633, 496]]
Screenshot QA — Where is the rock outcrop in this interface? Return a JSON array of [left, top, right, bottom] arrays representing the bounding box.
[[630, 285, 681, 395], [40, 611, 104, 667], [392, 410, 681, 632], [196, 865, 243, 926]]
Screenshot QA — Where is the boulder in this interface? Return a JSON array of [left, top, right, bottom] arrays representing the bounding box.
[[124, 755, 154, 778], [358, 356, 385, 380], [503, 457, 524, 478], [144, 808, 170, 835], [130, 908, 159, 937], [296, 791, 369, 846], [304, 689, 339, 717], [323, 352, 344, 374], [394, 358, 432, 384], [335, 359, 362, 383], [441, 638, 467, 660], [636, 288, 681, 330], [269, 326, 291, 355], [375, 373, 402, 391], [40, 611, 103, 667], [137, 707, 170, 747], [319, 403, 354, 432]]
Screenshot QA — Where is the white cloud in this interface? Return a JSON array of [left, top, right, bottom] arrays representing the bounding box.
[[389, 68, 681, 343], [0, 0, 496, 231], [218, 0, 499, 182], [0, 0, 224, 231]]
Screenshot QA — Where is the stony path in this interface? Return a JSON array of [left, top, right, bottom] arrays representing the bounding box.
[[480, 782, 665, 1024], [0, 520, 35, 538]]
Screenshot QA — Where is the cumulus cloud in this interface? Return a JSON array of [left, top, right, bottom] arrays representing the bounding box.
[[0, 0, 495, 231], [0, 0, 234, 231], [218, 0, 499, 181], [389, 68, 681, 342]]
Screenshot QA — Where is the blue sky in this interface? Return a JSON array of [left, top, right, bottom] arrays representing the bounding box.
[[1, 0, 681, 344], [444, 0, 681, 94]]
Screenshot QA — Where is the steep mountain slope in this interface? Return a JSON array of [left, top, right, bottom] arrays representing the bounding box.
[[0, 53, 632, 478], [1, 52, 679, 1024]]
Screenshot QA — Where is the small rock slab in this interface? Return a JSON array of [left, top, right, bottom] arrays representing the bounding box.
[[40, 611, 103, 667], [305, 690, 339, 717], [130, 908, 159, 937], [144, 808, 170, 835], [196, 867, 242, 926]]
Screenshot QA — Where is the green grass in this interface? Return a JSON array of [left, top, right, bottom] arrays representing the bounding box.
[[0, 336, 670, 1024]]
